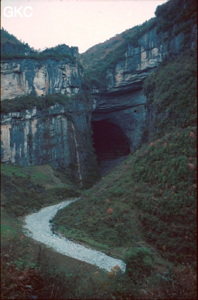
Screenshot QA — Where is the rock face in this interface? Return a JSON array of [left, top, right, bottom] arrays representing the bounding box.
[[91, 21, 196, 152], [1, 102, 98, 184], [90, 27, 161, 152], [1, 58, 81, 100], [104, 28, 162, 92]]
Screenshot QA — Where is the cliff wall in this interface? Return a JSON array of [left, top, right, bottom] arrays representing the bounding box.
[[1, 58, 81, 100], [1, 40, 99, 185], [89, 5, 196, 151], [1, 101, 98, 185]]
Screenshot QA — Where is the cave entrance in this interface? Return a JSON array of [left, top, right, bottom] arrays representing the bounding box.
[[92, 120, 130, 174]]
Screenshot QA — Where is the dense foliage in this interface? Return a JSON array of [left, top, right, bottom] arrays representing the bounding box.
[[1, 93, 90, 114], [1, 28, 25, 45], [53, 126, 196, 297], [2, 52, 76, 62], [1, 94, 69, 113], [155, 0, 197, 35]]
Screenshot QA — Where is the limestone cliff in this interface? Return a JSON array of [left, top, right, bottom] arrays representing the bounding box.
[[1, 57, 81, 100], [0, 31, 98, 185], [1, 101, 98, 185], [1, 34, 81, 100]]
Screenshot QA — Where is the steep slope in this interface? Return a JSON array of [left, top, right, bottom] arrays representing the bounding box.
[[1, 28, 34, 58], [80, 18, 157, 89], [144, 50, 197, 140]]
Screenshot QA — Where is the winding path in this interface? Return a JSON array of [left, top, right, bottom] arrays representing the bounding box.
[[23, 198, 126, 273]]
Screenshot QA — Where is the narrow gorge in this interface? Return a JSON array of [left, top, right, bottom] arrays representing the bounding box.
[[1, 0, 197, 298], [1, 0, 196, 182]]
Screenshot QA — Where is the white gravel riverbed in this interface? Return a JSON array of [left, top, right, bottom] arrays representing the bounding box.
[[23, 198, 126, 273]]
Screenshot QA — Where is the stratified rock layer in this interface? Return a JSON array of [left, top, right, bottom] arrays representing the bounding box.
[[1, 59, 81, 100]]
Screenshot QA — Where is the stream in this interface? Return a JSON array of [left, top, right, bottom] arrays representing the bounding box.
[[23, 198, 126, 273]]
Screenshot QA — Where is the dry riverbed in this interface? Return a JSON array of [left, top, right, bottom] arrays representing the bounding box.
[[23, 198, 126, 273]]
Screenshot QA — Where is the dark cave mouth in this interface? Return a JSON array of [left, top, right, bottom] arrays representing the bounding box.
[[92, 120, 130, 164]]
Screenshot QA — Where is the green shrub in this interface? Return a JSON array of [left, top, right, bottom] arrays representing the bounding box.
[[1, 29, 77, 63], [1, 94, 69, 113], [155, 0, 196, 36], [124, 247, 154, 282]]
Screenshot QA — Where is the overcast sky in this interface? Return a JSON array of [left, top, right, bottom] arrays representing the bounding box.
[[1, 0, 168, 54]]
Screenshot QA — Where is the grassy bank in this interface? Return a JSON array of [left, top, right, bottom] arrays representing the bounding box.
[[53, 126, 197, 298], [54, 127, 196, 263], [1, 164, 86, 299], [1, 164, 79, 216]]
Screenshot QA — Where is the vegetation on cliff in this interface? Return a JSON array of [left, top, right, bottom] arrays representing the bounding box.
[[155, 0, 197, 36], [1, 94, 67, 113], [1, 92, 90, 114], [81, 0, 196, 90], [143, 50, 197, 140], [1, 28, 77, 63], [1, 28, 27, 46], [81, 18, 156, 89]]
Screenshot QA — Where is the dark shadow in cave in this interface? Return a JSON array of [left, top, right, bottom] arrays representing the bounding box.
[[92, 120, 130, 168]]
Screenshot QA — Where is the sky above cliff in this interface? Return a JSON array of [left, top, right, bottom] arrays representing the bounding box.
[[1, 0, 168, 54]]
